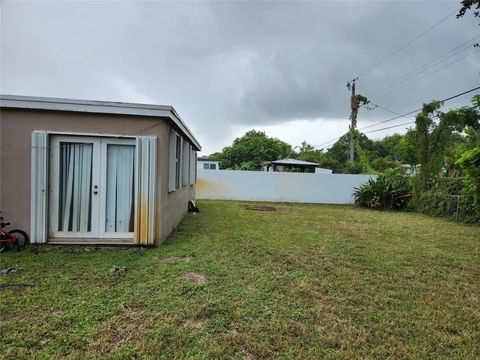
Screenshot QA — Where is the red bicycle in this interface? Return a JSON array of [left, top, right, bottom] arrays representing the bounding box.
[[0, 215, 29, 252]]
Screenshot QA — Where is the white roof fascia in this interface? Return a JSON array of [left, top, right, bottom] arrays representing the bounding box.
[[271, 159, 319, 166], [0, 95, 202, 150]]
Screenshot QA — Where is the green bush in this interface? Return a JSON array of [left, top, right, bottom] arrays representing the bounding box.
[[344, 161, 364, 174], [353, 169, 412, 210], [412, 176, 479, 224], [456, 146, 480, 212]]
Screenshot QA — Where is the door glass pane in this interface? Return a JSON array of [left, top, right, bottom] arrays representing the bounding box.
[[105, 144, 135, 233], [58, 142, 93, 232]]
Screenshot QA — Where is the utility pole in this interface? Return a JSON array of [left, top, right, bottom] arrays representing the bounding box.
[[347, 77, 359, 162]]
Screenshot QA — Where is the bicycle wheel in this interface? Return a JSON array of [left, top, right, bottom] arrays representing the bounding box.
[[8, 230, 29, 250], [0, 231, 11, 252]]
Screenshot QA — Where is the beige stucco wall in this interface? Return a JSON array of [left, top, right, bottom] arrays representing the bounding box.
[[0, 108, 195, 245]]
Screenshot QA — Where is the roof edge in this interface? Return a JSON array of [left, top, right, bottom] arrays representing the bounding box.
[[0, 94, 202, 150]]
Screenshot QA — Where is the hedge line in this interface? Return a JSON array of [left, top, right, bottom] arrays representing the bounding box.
[[411, 177, 479, 224]]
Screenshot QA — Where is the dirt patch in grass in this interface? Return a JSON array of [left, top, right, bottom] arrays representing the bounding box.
[[183, 272, 208, 284], [0, 314, 22, 326], [159, 256, 192, 264], [90, 308, 155, 353], [183, 319, 206, 329], [245, 205, 278, 212]]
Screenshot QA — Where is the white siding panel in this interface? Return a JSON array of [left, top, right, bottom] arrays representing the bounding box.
[[134, 136, 157, 245], [30, 131, 49, 243]]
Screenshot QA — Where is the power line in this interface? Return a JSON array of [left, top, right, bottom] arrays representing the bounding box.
[[373, 48, 480, 99], [314, 134, 346, 149], [296, 10, 462, 146], [362, 84, 480, 130], [358, 8, 458, 79], [359, 109, 420, 131], [314, 85, 480, 149], [442, 85, 480, 102], [374, 104, 415, 120], [364, 121, 415, 134], [367, 34, 480, 98], [297, 9, 464, 149]]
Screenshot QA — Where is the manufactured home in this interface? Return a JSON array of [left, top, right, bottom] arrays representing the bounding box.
[[0, 95, 201, 246]]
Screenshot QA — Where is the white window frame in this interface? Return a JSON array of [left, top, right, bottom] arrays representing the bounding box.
[[32, 131, 156, 245], [49, 135, 102, 239], [169, 131, 186, 192], [49, 135, 136, 239], [195, 152, 198, 183], [99, 138, 136, 239], [168, 131, 177, 192], [188, 144, 195, 185], [175, 134, 182, 189], [182, 139, 189, 186]]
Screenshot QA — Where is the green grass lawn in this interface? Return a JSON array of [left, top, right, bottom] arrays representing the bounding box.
[[1, 201, 479, 359]]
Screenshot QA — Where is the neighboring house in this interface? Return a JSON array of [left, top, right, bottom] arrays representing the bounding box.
[[314, 167, 334, 174], [0, 95, 201, 246], [263, 159, 333, 174], [197, 157, 220, 170]]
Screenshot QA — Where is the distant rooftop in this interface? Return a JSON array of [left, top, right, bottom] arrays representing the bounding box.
[[270, 158, 320, 166], [198, 156, 220, 162]]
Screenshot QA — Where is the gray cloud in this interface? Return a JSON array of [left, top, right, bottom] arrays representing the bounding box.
[[1, 1, 479, 154]]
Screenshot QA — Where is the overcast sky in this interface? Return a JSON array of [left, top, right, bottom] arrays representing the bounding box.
[[1, 1, 479, 155]]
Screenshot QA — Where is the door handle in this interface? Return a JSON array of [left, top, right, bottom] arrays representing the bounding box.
[[93, 191, 98, 195]]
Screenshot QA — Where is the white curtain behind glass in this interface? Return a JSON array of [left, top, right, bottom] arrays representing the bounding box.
[[105, 145, 135, 232], [59, 143, 93, 232]]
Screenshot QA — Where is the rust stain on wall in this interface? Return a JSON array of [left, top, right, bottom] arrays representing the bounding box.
[[196, 179, 233, 195], [134, 201, 150, 245]]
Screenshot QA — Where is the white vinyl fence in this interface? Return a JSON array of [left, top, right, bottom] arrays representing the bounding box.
[[196, 170, 375, 204]]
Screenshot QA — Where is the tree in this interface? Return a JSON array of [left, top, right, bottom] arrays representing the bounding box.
[[396, 129, 419, 168], [371, 157, 401, 172], [455, 95, 480, 210], [296, 141, 325, 163], [457, 0, 480, 22], [327, 131, 375, 170], [457, 0, 480, 46], [219, 130, 292, 170], [208, 152, 223, 159], [456, 133, 480, 210], [372, 134, 403, 160], [298, 141, 316, 154], [415, 97, 480, 190]]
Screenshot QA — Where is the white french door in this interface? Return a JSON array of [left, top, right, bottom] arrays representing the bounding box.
[[99, 138, 135, 238], [49, 135, 135, 239]]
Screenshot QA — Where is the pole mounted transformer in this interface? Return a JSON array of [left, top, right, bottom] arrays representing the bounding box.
[[351, 95, 358, 110]]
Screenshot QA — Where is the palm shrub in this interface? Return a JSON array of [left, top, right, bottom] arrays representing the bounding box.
[[354, 169, 412, 210]]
